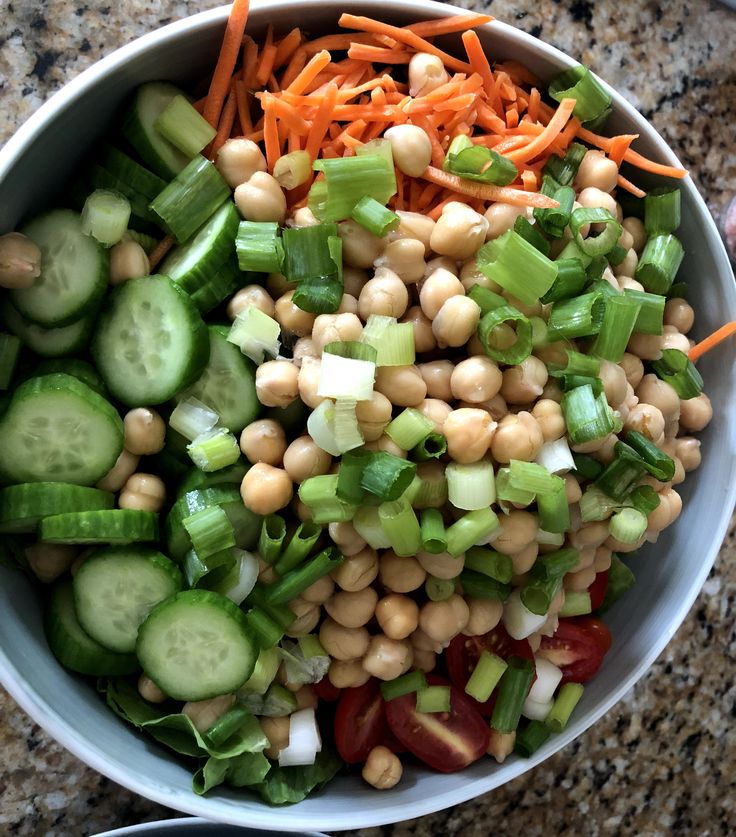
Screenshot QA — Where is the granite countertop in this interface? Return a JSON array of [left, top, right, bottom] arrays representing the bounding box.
[[1, 1, 735, 834]]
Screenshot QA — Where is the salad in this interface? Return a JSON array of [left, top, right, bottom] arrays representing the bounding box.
[[0, 1, 729, 806]]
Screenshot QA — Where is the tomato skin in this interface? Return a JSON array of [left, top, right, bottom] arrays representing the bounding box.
[[384, 675, 490, 772], [538, 617, 613, 684], [588, 570, 609, 611], [314, 676, 341, 702], [334, 679, 387, 764]]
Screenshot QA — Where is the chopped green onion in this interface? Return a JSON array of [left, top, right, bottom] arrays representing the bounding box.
[[491, 656, 535, 733], [282, 223, 343, 314], [561, 384, 615, 445], [187, 428, 241, 471], [651, 348, 704, 399], [520, 575, 561, 615], [572, 453, 604, 480], [513, 216, 551, 257], [446, 508, 500, 557], [559, 590, 592, 617], [360, 452, 416, 501], [460, 570, 512, 600], [464, 547, 513, 584], [579, 485, 621, 522], [476, 230, 558, 306], [307, 399, 363, 457], [446, 460, 496, 511], [203, 704, 253, 747], [558, 374, 603, 396], [246, 584, 296, 630], [227, 306, 280, 364], [569, 206, 622, 258], [628, 484, 660, 516], [547, 292, 605, 340], [153, 94, 216, 157], [380, 670, 428, 701], [264, 547, 344, 604], [356, 138, 395, 168], [351, 195, 400, 237], [0, 333, 21, 390], [420, 508, 447, 554], [668, 281, 689, 299], [556, 238, 593, 268], [309, 154, 396, 222], [443, 141, 518, 186], [623, 289, 666, 335], [318, 341, 376, 401], [514, 719, 552, 757], [548, 348, 600, 378], [415, 685, 451, 714], [596, 554, 635, 613], [386, 408, 434, 451], [477, 304, 533, 365], [411, 432, 447, 462], [549, 65, 612, 127], [360, 317, 416, 367], [508, 460, 557, 495], [259, 514, 287, 564], [635, 234, 684, 295], [495, 468, 535, 506], [538, 547, 581, 580], [183, 505, 235, 560], [273, 521, 322, 576], [465, 651, 508, 703], [594, 442, 648, 501], [298, 634, 327, 661], [609, 506, 647, 544], [534, 178, 575, 239], [379, 499, 422, 556], [407, 465, 448, 509], [542, 142, 587, 187], [298, 474, 356, 525], [608, 243, 627, 266], [235, 221, 284, 273], [273, 150, 312, 190], [536, 475, 571, 534], [351, 505, 392, 549], [425, 575, 456, 601], [535, 437, 574, 476], [239, 647, 280, 695], [335, 449, 371, 505], [540, 258, 587, 304], [170, 396, 219, 441], [245, 607, 284, 649], [625, 431, 676, 481], [467, 284, 506, 315], [591, 294, 642, 362], [545, 682, 584, 732], [81, 189, 131, 246], [530, 316, 548, 348], [645, 187, 681, 235], [184, 547, 235, 588]]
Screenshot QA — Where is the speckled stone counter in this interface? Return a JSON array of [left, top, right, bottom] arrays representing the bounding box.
[[1, 1, 735, 835]]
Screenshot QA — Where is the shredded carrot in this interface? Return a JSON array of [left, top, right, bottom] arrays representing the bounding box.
[[260, 94, 310, 134], [421, 166, 560, 208], [288, 130, 301, 153], [576, 126, 688, 179], [280, 48, 307, 89], [408, 13, 493, 37], [521, 169, 538, 191], [273, 28, 302, 69], [428, 199, 455, 221], [286, 50, 332, 95], [527, 88, 541, 122], [689, 322, 736, 362], [302, 33, 378, 55], [242, 35, 258, 86], [149, 235, 175, 271], [617, 174, 647, 198], [246, 129, 265, 143], [192, 97, 206, 114], [608, 134, 638, 167], [411, 116, 446, 167], [255, 25, 276, 86], [505, 106, 519, 129], [505, 98, 576, 164], [203, 0, 250, 128], [263, 105, 280, 171], [234, 80, 252, 134], [395, 170, 405, 211], [461, 30, 503, 116], [305, 83, 339, 161], [347, 44, 411, 64], [210, 86, 238, 157]]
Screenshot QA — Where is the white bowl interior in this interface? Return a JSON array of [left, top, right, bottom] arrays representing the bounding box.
[[1, 0, 735, 831]]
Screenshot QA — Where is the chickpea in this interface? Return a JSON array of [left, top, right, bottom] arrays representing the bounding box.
[[363, 635, 413, 680], [325, 587, 378, 629], [332, 547, 379, 592], [137, 673, 167, 704], [266, 271, 295, 298], [622, 217, 647, 253], [25, 542, 77, 584], [565, 565, 597, 592], [411, 628, 442, 654], [328, 521, 366, 557], [182, 694, 235, 733], [575, 150, 618, 193], [362, 745, 403, 790], [660, 325, 690, 355], [411, 648, 436, 672], [540, 379, 563, 403], [369, 594, 417, 641], [614, 248, 639, 278], [216, 138, 266, 188], [364, 434, 406, 458], [374, 365, 427, 407], [255, 360, 299, 408], [239, 419, 286, 466], [338, 219, 385, 268], [319, 618, 370, 661], [292, 337, 318, 366], [415, 549, 464, 579], [464, 598, 503, 636], [374, 238, 426, 284], [675, 437, 701, 471], [534, 340, 569, 368], [417, 398, 452, 433], [275, 290, 316, 337], [531, 399, 565, 442], [444, 408, 496, 463], [619, 353, 644, 389], [419, 268, 464, 320], [647, 488, 683, 533], [227, 284, 275, 320], [337, 293, 359, 316], [110, 239, 149, 285], [0, 232, 41, 289], [408, 51, 448, 97], [459, 256, 500, 293], [664, 298, 694, 334], [593, 546, 613, 574], [431, 296, 481, 348], [282, 435, 331, 483], [564, 474, 582, 504], [261, 715, 290, 759], [329, 658, 370, 689], [500, 357, 548, 405], [418, 360, 454, 401], [240, 463, 293, 514], [595, 359, 627, 408], [383, 124, 432, 178], [289, 206, 320, 227], [118, 473, 166, 513], [618, 227, 635, 252], [358, 269, 409, 320], [430, 203, 489, 261], [297, 357, 325, 409], [624, 402, 665, 442], [258, 555, 277, 585], [491, 411, 543, 464], [484, 203, 527, 240], [379, 551, 426, 592], [311, 313, 363, 353], [301, 574, 335, 604], [679, 393, 712, 432], [285, 597, 320, 637], [618, 276, 644, 292], [391, 211, 435, 252], [569, 521, 611, 551], [419, 594, 470, 644], [96, 449, 140, 493], [234, 171, 286, 223], [494, 510, 538, 555], [627, 331, 663, 361], [354, 390, 392, 441], [512, 541, 539, 575], [123, 407, 165, 456], [578, 186, 618, 217], [636, 374, 680, 424], [402, 305, 437, 353]]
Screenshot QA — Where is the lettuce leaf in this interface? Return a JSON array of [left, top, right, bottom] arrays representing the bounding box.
[[252, 749, 342, 805]]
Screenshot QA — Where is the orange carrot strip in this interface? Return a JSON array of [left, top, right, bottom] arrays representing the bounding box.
[[363, 121, 387, 142], [521, 169, 538, 191], [616, 174, 647, 198], [689, 322, 736, 362], [421, 166, 560, 208], [280, 48, 307, 89], [371, 86, 387, 106], [339, 14, 472, 73], [192, 97, 206, 114], [331, 104, 400, 120], [234, 80, 253, 134], [263, 106, 280, 172], [260, 94, 311, 134], [241, 35, 258, 85], [149, 235, 175, 271], [492, 135, 529, 154], [527, 87, 541, 123], [255, 26, 277, 86], [273, 28, 302, 69], [286, 50, 331, 94], [476, 103, 507, 134], [288, 130, 301, 153], [608, 134, 638, 167], [506, 105, 519, 128], [203, 0, 251, 129], [411, 116, 446, 167], [461, 30, 503, 116], [246, 129, 265, 142], [305, 83, 339, 161], [336, 75, 392, 103], [408, 13, 493, 37], [505, 98, 576, 164], [210, 86, 238, 157], [576, 127, 688, 178], [428, 199, 455, 221], [495, 60, 540, 87], [416, 182, 442, 211], [347, 44, 412, 64], [395, 170, 405, 212], [302, 33, 379, 54]]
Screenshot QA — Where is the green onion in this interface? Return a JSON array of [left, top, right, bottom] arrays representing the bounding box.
[[239, 647, 280, 695], [298, 474, 356, 524], [476, 230, 558, 306], [651, 348, 704, 399], [203, 705, 253, 747], [608, 243, 627, 266], [491, 656, 535, 733], [557, 372, 603, 394], [556, 238, 593, 268], [245, 607, 284, 649], [380, 670, 428, 701], [530, 316, 548, 348], [411, 432, 448, 462], [307, 399, 363, 457], [465, 651, 508, 703], [184, 547, 235, 588], [477, 304, 533, 365], [508, 460, 557, 495], [183, 506, 235, 559], [273, 521, 322, 576], [549, 65, 612, 127], [540, 258, 587, 304], [356, 137, 395, 167], [668, 281, 689, 299], [282, 223, 343, 314], [579, 485, 621, 522], [536, 475, 571, 534], [446, 508, 500, 557], [645, 187, 681, 234], [264, 547, 344, 604], [187, 428, 241, 471], [594, 442, 648, 501], [425, 575, 456, 601], [360, 317, 416, 367], [420, 508, 447, 554], [596, 554, 635, 612], [537, 529, 565, 547], [464, 547, 513, 584], [628, 484, 660, 516], [561, 384, 615, 445], [625, 431, 676, 481], [520, 575, 561, 615], [297, 634, 327, 661], [467, 284, 507, 315], [443, 140, 518, 186], [335, 449, 371, 505], [351, 505, 392, 549], [559, 590, 592, 617], [0, 333, 21, 390], [407, 466, 448, 509], [309, 154, 396, 222], [351, 195, 400, 237], [545, 682, 584, 732], [514, 720, 552, 758], [635, 234, 684, 295], [318, 341, 377, 401], [609, 507, 647, 544], [273, 150, 312, 190], [235, 221, 284, 273], [591, 294, 642, 362], [548, 348, 601, 378], [536, 548, 580, 579], [495, 468, 535, 506], [460, 570, 512, 600], [360, 452, 416, 501], [379, 499, 422, 556], [153, 94, 216, 157], [227, 305, 280, 364], [81, 189, 131, 246], [569, 206, 622, 257], [547, 292, 605, 340], [534, 178, 575, 239], [572, 453, 604, 480], [246, 584, 296, 630], [415, 685, 451, 714], [258, 515, 287, 564], [623, 289, 666, 335], [542, 142, 587, 187], [150, 156, 229, 243], [513, 216, 551, 257], [169, 396, 219, 441], [446, 460, 496, 511], [386, 408, 434, 451]]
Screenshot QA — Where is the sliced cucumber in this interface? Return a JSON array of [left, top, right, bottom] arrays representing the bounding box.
[[137, 589, 257, 701], [122, 82, 192, 179], [177, 461, 249, 496], [2, 299, 95, 358], [45, 581, 139, 676], [179, 325, 259, 433], [92, 275, 210, 406], [97, 146, 167, 200], [160, 202, 240, 294], [189, 260, 242, 315], [33, 358, 108, 396], [0, 373, 123, 486], [40, 509, 159, 544], [73, 546, 182, 653], [87, 164, 163, 228], [0, 482, 114, 534], [13, 210, 108, 327]]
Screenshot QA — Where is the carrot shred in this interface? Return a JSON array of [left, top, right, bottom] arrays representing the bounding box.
[[280, 48, 307, 89], [246, 129, 265, 143], [428, 199, 455, 221], [408, 13, 493, 37], [305, 83, 339, 161], [256, 25, 277, 86], [203, 0, 251, 129], [242, 35, 259, 86], [527, 87, 541, 122], [505, 106, 519, 128], [148, 235, 175, 271], [260, 93, 310, 134], [273, 28, 302, 69], [521, 169, 538, 191], [461, 30, 503, 116], [192, 97, 206, 114], [234, 80, 253, 134], [689, 322, 736, 362], [288, 130, 301, 153], [505, 98, 576, 164], [576, 126, 688, 179], [210, 86, 238, 157], [302, 33, 378, 54], [263, 106, 280, 171], [616, 174, 647, 199], [421, 166, 560, 208], [607, 133, 638, 167], [347, 44, 412, 64], [286, 49, 332, 94]]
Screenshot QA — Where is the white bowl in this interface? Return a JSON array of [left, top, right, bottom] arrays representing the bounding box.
[[1, 0, 735, 831]]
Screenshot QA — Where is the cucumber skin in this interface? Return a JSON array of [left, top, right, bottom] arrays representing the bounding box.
[[0, 482, 115, 534], [2, 300, 96, 358], [39, 509, 159, 545], [33, 359, 108, 397]]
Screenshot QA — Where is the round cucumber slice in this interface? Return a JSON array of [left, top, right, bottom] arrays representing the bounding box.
[[73, 546, 183, 653], [0, 373, 123, 486], [45, 581, 139, 676], [39, 509, 159, 544], [137, 589, 257, 701], [3, 300, 95, 358], [33, 358, 108, 397], [0, 482, 115, 534], [176, 461, 249, 497], [92, 274, 209, 407]]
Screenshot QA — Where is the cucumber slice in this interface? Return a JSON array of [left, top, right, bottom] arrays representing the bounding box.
[[0, 482, 115, 534], [177, 461, 249, 496], [87, 164, 163, 228], [13, 210, 108, 327], [40, 509, 159, 544], [45, 581, 139, 676], [92, 275, 210, 407], [2, 299, 95, 358], [97, 146, 167, 200], [73, 546, 183, 653], [160, 202, 240, 294], [179, 326, 259, 433], [33, 358, 108, 397], [122, 82, 192, 179], [188, 259, 242, 315], [137, 589, 257, 701], [0, 373, 123, 485]]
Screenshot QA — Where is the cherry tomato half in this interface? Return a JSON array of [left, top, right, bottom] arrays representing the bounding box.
[[588, 570, 609, 611], [384, 675, 490, 773], [314, 676, 341, 703], [537, 617, 613, 684], [333, 679, 387, 764]]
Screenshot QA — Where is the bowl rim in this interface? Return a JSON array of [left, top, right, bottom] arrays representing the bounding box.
[[1, 0, 735, 830]]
